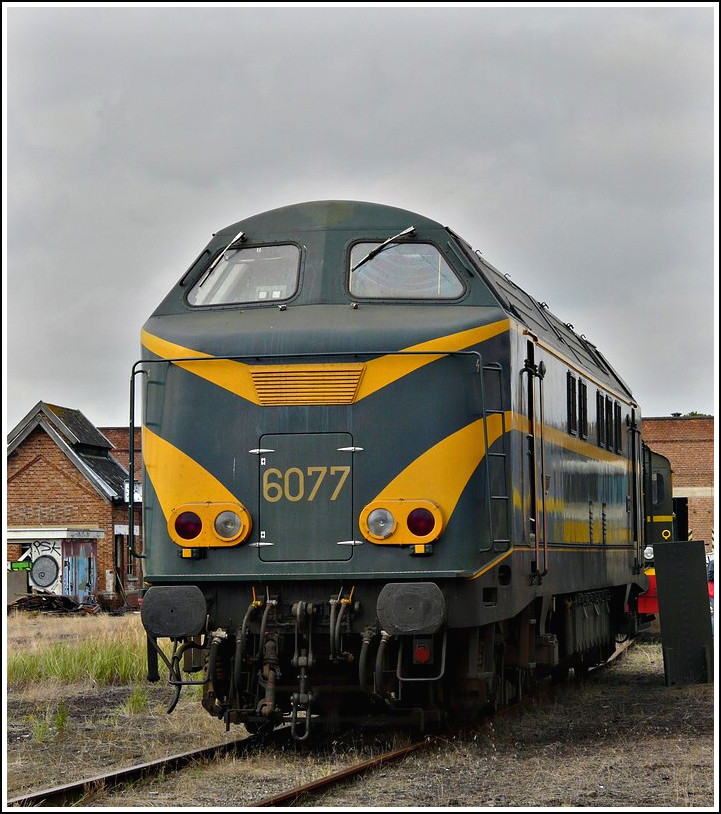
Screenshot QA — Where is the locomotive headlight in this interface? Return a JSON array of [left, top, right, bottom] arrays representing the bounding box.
[[361, 500, 443, 546], [367, 508, 396, 539], [169, 502, 252, 547], [214, 510, 243, 540], [644, 545, 654, 561]]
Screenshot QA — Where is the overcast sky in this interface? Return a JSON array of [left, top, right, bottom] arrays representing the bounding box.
[[3, 3, 718, 435]]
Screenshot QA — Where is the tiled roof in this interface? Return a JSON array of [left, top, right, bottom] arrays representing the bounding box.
[[77, 452, 129, 496], [43, 403, 113, 449], [7, 401, 130, 502]]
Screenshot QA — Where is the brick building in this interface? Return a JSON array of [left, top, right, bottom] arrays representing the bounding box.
[[6, 401, 142, 605], [642, 414, 715, 556]]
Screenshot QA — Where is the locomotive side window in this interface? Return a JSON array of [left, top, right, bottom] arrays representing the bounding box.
[[187, 244, 300, 306], [348, 242, 464, 299], [652, 471, 665, 505], [605, 396, 614, 450], [566, 372, 577, 435], [578, 381, 589, 439], [614, 401, 623, 453]]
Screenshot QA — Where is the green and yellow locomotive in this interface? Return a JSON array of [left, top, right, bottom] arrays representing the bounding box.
[[135, 200, 653, 738]]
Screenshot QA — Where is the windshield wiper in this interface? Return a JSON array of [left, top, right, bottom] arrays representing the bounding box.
[[197, 229, 246, 287], [350, 226, 415, 273]]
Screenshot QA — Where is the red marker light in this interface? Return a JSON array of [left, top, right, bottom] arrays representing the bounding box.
[[175, 511, 202, 540], [414, 644, 432, 664], [407, 507, 435, 537]]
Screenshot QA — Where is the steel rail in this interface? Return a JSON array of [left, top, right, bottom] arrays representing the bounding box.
[[5, 730, 290, 808], [251, 735, 439, 807]]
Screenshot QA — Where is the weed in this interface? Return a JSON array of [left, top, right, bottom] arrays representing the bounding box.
[[27, 710, 52, 743], [27, 703, 69, 743], [55, 700, 70, 736], [124, 685, 150, 714]]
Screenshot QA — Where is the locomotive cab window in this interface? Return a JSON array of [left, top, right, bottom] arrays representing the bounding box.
[[652, 472, 665, 505], [187, 244, 300, 306], [349, 242, 464, 299]]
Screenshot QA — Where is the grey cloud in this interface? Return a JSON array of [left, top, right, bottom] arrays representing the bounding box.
[[5, 5, 716, 428]]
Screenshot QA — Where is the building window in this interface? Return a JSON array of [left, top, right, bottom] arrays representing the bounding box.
[[596, 391, 605, 447], [567, 372, 578, 435]]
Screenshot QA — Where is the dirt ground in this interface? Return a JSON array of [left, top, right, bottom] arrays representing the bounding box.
[[4, 611, 718, 809]]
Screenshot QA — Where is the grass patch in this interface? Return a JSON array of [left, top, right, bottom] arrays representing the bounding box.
[[6, 612, 185, 692], [5, 612, 163, 686], [8, 636, 148, 685]]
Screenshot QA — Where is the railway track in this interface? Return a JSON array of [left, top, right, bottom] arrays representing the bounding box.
[[7, 640, 635, 808], [5, 730, 291, 808]]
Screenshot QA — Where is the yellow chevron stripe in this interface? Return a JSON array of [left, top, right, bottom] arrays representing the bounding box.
[[143, 425, 238, 516], [510, 411, 628, 468], [141, 329, 261, 404], [141, 318, 509, 405], [372, 411, 508, 518], [356, 320, 509, 400]]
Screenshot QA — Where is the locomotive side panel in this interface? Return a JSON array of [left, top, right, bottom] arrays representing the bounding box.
[[505, 324, 643, 590]]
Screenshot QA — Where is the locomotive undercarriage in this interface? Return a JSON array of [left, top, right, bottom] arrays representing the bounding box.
[[142, 582, 635, 740], [198, 592, 447, 740]]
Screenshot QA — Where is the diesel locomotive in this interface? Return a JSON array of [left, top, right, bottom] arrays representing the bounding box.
[[133, 200, 660, 739]]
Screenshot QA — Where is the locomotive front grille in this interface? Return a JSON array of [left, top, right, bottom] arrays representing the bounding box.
[[250, 363, 365, 405]]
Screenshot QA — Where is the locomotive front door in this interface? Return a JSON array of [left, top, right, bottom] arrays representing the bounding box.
[[256, 432, 355, 562]]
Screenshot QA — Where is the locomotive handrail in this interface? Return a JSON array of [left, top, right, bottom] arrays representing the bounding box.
[[127, 362, 147, 561], [537, 361, 549, 577], [127, 347, 489, 567], [521, 357, 549, 579]]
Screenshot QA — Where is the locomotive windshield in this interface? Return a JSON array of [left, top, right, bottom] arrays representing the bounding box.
[[349, 242, 464, 299], [187, 243, 300, 306]]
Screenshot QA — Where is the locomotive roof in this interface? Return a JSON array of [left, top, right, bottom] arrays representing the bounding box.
[[214, 199, 446, 237], [214, 200, 634, 401], [466, 248, 635, 401]]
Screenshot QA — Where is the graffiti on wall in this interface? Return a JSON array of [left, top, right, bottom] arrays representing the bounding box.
[[9, 539, 98, 602], [28, 541, 62, 592]]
